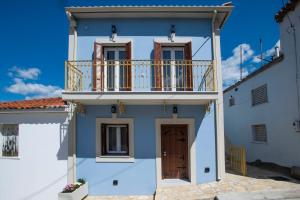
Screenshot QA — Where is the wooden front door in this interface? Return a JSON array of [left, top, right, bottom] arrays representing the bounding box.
[[161, 125, 188, 179]]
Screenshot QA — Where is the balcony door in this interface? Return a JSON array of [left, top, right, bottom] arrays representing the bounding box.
[[93, 42, 132, 91], [162, 48, 185, 91], [104, 46, 132, 91]]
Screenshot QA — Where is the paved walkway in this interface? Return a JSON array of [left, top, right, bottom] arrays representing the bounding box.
[[216, 189, 300, 200], [87, 165, 300, 200]]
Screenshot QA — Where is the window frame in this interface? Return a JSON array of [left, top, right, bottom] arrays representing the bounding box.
[[252, 124, 268, 144], [161, 47, 185, 91], [0, 124, 20, 159], [105, 124, 129, 155], [104, 47, 127, 92], [96, 118, 134, 163]]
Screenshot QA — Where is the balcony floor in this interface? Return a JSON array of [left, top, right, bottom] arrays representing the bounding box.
[[62, 91, 218, 105]]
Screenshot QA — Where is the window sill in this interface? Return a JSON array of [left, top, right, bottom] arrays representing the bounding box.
[[96, 156, 135, 163], [252, 141, 268, 145], [0, 156, 20, 160]]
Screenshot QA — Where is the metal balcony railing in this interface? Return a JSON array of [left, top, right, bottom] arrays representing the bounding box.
[[65, 60, 216, 92]]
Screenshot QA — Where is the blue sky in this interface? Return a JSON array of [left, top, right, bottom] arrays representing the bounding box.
[[0, 0, 283, 101]]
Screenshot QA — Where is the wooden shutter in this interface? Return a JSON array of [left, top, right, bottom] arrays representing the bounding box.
[[153, 42, 162, 91], [124, 42, 132, 91], [184, 42, 193, 91], [101, 124, 107, 155], [125, 124, 129, 155], [93, 42, 104, 91]]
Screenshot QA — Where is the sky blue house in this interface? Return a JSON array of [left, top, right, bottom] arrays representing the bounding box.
[[63, 4, 232, 196]]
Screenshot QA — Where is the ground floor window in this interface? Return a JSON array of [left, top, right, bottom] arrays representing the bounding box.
[[96, 118, 134, 162], [0, 124, 19, 157], [252, 124, 267, 143], [102, 124, 129, 155]]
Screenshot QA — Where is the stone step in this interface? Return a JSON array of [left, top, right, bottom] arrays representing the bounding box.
[[215, 189, 300, 200]]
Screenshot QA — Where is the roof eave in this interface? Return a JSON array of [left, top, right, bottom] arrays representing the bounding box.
[[65, 6, 233, 13], [66, 6, 233, 28]]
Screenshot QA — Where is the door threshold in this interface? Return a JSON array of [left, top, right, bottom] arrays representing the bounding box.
[[160, 179, 191, 187]]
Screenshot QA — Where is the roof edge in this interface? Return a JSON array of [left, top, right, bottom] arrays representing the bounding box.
[[275, 0, 300, 23], [223, 55, 284, 93], [65, 5, 234, 13]]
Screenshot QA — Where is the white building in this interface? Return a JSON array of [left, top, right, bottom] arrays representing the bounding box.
[[0, 98, 71, 200], [224, 0, 300, 168]]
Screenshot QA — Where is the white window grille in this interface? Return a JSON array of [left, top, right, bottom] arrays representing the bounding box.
[[252, 124, 267, 143], [252, 84, 268, 106]]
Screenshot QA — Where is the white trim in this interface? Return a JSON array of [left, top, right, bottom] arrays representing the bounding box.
[[96, 38, 133, 46], [96, 118, 134, 163], [0, 156, 20, 160], [62, 92, 218, 105], [105, 124, 128, 154], [154, 37, 191, 45], [96, 156, 135, 163], [155, 118, 196, 187]]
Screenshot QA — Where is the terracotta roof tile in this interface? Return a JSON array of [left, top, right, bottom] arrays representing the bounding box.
[[275, 0, 300, 23], [0, 97, 66, 110]]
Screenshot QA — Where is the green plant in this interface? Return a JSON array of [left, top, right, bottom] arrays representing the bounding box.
[[77, 178, 86, 184]]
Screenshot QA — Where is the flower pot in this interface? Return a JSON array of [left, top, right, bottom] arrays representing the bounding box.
[[58, 183, 88, 200]]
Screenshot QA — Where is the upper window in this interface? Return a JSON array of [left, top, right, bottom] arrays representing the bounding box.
[[252, 84, 268, 106], [0, 124, 19, 157], [102, 124, 129, 155], [252, 124, 267, 143]]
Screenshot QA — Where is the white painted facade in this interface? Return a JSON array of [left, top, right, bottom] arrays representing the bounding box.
[[224, 3, 300, 168], [0, 110, 70, 200]]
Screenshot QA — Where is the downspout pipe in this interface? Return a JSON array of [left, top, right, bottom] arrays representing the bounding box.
[[211, 9, 221, 181]]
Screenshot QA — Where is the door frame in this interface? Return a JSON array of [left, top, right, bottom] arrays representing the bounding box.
[[155, 117, 196, 187]]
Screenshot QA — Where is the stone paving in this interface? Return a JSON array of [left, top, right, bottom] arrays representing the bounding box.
[[86, 165, 300, 200]]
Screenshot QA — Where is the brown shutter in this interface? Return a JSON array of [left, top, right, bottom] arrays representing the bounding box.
[[153, 42, 162, 91], [93, 42, 104, 91], [125, 124, 129, 155], [184, 42, 193, 91], [101, 124, 107, 155], [124, 42, 132, 91]]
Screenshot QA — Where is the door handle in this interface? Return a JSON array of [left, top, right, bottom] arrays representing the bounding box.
[[163, 151, 167, 157]]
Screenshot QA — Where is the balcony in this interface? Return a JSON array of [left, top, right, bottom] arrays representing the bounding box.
[[63, 60, 217, 104]]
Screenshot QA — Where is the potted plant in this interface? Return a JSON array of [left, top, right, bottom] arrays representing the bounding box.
[[58, 178, 88, 200]]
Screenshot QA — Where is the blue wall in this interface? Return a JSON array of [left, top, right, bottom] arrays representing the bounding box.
[[77, 18, 212, 60], [76, 18, 213, 91], [76, 105, 216, 195]]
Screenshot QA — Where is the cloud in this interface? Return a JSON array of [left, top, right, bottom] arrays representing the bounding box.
[[222, 43, 254, 88], [252, 40, 280, 63], [9, 66, 41, 80], [5, 67, 62, 99]]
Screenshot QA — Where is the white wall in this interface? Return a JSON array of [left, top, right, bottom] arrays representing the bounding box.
[[0, 111, 69, 200], [224, 3, 300, 168]]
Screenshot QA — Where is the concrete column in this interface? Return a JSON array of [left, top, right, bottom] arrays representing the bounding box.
[[212, 22, 226, 180]]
